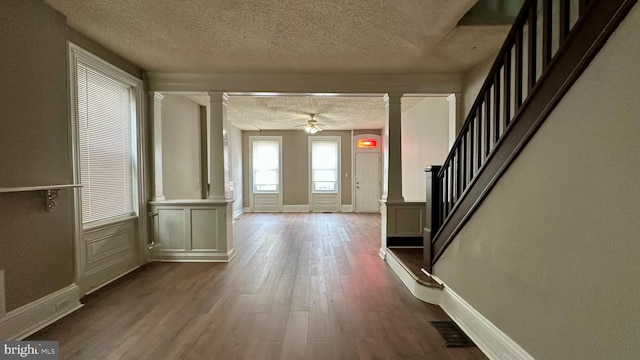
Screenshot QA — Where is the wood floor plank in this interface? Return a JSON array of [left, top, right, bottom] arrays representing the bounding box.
[[27, 213, 486, 360]]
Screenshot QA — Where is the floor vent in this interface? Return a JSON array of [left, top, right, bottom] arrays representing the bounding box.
[[430, 321, 476, 347]]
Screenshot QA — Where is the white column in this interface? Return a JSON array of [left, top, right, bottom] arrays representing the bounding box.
[[150, 91, 165, 201], [208, 92, 229, 201], [384, 93, 404, 203], [447, 93, 463, 150]]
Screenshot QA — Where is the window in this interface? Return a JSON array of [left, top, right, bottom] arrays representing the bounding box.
[[311, 140, 339, 193], [252, 138, 281, 193], [71, 44, 142, 225]]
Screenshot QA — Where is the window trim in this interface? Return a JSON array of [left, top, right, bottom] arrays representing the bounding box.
[[69, 43, 145, 229], [309, 137, 341, 195], [248, 136, 283, 211]]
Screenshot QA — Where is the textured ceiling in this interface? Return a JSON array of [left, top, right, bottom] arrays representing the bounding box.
[[43, 0, 509, 74], [179, 95, 428, 130], [43, 0, 512, 130]]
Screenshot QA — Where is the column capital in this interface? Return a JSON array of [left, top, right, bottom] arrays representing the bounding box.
[[383, 93, 403, 104], [150, 91, 164, 102], [208, 91, 229, 103]]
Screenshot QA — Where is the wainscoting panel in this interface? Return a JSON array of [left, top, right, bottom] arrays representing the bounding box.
[[191, 208, 219, 250], [82, 220, 138, 294], [386, 202, 426, 236], [150, 200, 234, 262]]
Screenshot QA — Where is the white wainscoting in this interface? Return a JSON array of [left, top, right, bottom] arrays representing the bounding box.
[[150, 200, 234, 262], [0, 284, 82, 340], [310, 193, 341, 212], [385, 201, 426, 236], [82, 219, 139, 295], [282, 205, 310, 213], [252, 193, 281, 212]]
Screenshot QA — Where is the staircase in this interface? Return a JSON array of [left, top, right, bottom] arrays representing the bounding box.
[[423, 0, 637, 273]]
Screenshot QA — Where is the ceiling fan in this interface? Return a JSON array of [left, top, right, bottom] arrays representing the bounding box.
[[295, 114, 327, 134]]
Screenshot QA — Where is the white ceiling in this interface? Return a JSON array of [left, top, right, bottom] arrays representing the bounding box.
[[43, 0, 511, 130]]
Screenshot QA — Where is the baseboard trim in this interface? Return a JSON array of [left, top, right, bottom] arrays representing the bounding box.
[[282, 205, 310, 213], [384, 250, 441, 305], [0, 284, 82, 340], [84, 265, 140, 296], [341, 205, 353, 212], [378, 247, 387, 260], [233, 208, 244, 219], [153, 248, 236, 262], [434, 276, 534, 360]]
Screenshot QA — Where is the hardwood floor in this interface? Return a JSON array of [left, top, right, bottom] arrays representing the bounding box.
[[29, 213, 487, 359]]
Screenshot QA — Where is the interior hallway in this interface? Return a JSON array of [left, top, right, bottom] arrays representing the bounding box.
[[30, 213, 486, 359]]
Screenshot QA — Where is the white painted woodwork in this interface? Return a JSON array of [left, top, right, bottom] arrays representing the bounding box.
[[208, 91, 229, 201], [151, 91, 166, 201], [383, 93, 404, 203], [249, 136, 283, 212], [386, 202, 426, 237], [308, 136, 341, 212], [148, 72, 463, 94], [354, 153, 380, 213], [0, 284, 82, 341], [384, 251, 441, 305], [82, 219, 139, 295], [447, 93, 462, 149], [149, 200, 235, 262]]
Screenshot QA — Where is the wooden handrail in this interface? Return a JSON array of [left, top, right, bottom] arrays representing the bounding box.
[[426, 0, 638, 268]]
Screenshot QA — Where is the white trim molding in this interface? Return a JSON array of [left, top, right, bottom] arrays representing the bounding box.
[[341, 205, 353, 212], [431, 275, 534, 360], [384, 250, 441, 305], [282, 205, 310, 213], [0, 284, 82, 340]]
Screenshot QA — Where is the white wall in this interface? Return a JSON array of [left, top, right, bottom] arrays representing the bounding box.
[[435, 4, 640, 359], [461, 54, 495, 120], [161, 95, 201, 200], [401, 97, 450, 202]]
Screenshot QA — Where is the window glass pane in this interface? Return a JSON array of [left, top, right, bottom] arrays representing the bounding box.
[[77, 63, 134, 224], [311, 140, 338, 193], [313, 170, 337, 182], [252, 139, 280, 193]]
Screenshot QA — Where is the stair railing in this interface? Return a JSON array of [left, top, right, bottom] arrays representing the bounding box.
[[424, 0, 637, 272]]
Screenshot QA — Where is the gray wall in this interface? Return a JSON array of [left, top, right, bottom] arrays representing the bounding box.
[[435, 4, 640, 359], [0, 0, 145, 312], [242, 130, 352, 207], [461, 53, 495, 120]]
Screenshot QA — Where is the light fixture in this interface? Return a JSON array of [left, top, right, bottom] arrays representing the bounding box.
[[303, 114, 322, 134]]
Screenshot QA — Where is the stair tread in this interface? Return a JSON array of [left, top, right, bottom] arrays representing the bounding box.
[[388, 248, 443, 289]]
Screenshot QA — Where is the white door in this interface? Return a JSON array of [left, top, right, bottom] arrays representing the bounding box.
[[355, 153, 380, 212]]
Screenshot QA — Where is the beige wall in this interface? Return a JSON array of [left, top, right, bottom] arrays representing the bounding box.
[[461, 53, 495, 120], [401, 97, 450, 202], [242, 130, 352, 208], [0, 0, 146, 312], [161, 96, 202, 200], [0, 0, 72, 312], [435, 4, 640, 359]]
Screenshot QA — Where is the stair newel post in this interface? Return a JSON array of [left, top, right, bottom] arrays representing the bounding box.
[[424, 165, 442, 273]]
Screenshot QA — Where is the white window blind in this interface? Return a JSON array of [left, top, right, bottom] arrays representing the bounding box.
[[252, 140, 280, 192], [311, 141, 338, 193], [76, 63, 134, 223]]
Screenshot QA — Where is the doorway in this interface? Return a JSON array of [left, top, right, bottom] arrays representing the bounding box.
[[354, 135, 381, 213]]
